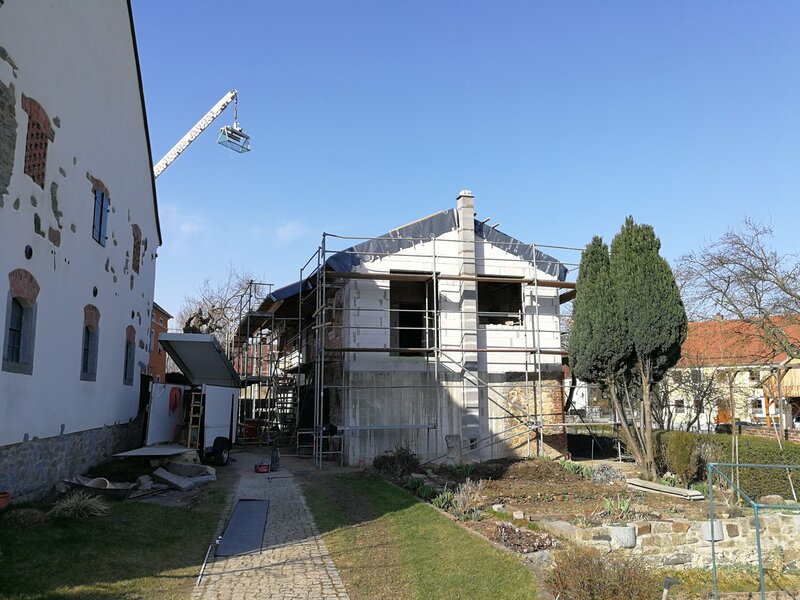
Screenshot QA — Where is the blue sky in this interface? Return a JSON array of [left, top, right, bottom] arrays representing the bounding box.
[[132, 2, 800, 320]]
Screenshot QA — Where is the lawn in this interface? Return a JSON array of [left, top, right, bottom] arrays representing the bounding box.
[[0, 483, 227, 600], [300, 472, 540, 600]]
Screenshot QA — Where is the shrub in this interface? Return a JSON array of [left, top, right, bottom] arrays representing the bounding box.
[[431, 489, 455, 510], [373, 446, 421, 479], [401, 478, 425, 493], [453, 478, 486, 514], [664, 431, 699, 487], [547, 545, 662, 600], [655, 431, 800, 499], [559, 459, 595, 480], [2, 508, 47, 529], [49, 491, 110, 520], [416, 485, 438, 502]]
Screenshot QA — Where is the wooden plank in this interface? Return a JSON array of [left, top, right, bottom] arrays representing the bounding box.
[[626, 478, 704, 501]]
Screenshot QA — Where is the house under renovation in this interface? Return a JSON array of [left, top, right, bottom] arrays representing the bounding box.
[[233, 191, 577, 465]]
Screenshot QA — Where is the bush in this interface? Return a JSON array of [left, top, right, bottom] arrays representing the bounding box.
[[431, 489, 455, 510], [547, 545, 662, 600], [416, 484, 438, 502], [559, 459, 595, 480], [49, 491, 110, 520], [2, 508, 47, 529], [453, 478, 486, 514], [655, 430, 800, 499], [373, 446, 421, 479], [664, 431, 699, 487]]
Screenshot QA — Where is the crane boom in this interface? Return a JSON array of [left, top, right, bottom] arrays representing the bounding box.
[[153, 89, 238, 179]]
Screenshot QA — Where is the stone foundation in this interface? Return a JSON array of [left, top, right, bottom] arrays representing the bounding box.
[[0, 414, 144, 502], [541, 513, 800, 570]]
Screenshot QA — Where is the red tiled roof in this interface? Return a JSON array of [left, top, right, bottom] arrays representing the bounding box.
[[678, 318, 800, 367]]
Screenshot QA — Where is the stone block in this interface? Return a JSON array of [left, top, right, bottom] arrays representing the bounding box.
[[671, 520, 690, 533], [651, 521, 673, 534], [541, 520, 577, 540], [512, 510, 525, 520], [725, 523, 740, 538], [410, 473, 426, 480], [153, 467, 195, 492], [165, 461, 215, 478], [136, 475, 153, 491], [635, 522, 651, 536], [492, 503, 505, 513], [760, 495, 785, 505], [662, 553, 692, 566]]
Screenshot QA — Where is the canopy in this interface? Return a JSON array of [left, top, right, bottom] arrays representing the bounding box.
[[158, 333, 240, 387]]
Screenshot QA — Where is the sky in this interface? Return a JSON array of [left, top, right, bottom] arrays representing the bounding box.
[[132, 1, 800, 321]]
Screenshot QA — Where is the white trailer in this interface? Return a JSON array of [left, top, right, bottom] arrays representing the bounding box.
[[138, 333, 240, 465]]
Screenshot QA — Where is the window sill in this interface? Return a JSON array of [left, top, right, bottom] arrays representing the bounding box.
[[80, 372, 97, 382], [2, 360, 33, 375], [123, 379, 133, 387]]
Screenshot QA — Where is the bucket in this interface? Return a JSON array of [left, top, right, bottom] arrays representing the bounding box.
[[254, 463, 270, 473]]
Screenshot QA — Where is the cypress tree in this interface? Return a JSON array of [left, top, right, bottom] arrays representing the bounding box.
[[610, 217, 688, 477], [569, 236, 645, 468]]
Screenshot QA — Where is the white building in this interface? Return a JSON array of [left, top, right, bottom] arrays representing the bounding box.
[[245, 192, 573, 464], [0, 0, 160, 500]]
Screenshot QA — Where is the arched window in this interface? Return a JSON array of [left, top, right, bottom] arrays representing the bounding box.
[[3, 269, 40, 375], [80, 305, 100, 381]]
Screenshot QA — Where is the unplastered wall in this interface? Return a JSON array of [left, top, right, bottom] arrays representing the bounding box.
[[0, 0, 158, 446], [341, 231, 562, 373]]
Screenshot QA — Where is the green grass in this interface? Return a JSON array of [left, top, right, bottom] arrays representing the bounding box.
[[0, 485, 227, 600], [668, 566, 800, 598], [301, 473, 539, 600]]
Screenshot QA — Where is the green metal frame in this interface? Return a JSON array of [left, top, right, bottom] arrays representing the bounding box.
[[708, 462, 800, 599]]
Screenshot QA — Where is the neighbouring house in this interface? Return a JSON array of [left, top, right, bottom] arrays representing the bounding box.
[[147, 302, 172, 383], [662, 317, 800, 432], [234, 191, 575, 464], [0, 0, 160, 500]]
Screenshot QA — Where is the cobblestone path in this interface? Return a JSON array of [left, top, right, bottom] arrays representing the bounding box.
[[192, 455, 349, 600]]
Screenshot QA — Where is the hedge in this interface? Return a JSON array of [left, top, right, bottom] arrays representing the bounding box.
[[653, 431, 800, 500]]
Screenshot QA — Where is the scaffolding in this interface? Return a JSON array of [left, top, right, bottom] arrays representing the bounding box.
[[228, 212, 591, 467]]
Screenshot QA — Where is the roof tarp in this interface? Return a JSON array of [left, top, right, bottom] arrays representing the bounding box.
[[158, 333, 240, 387]]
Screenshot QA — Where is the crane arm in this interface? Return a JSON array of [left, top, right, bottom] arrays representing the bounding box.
[[153, 89, 238, 179]]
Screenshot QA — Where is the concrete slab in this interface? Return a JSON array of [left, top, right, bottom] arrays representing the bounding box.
[[114, 445, 189, 458], [153, 467, 195, 492]]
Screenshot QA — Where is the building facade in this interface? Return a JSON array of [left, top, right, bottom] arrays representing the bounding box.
[[148, 302, 172, 383], [237, 191, 574, 464], [0, 0, 160, 500]]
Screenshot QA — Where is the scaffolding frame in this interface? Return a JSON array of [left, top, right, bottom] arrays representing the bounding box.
[[282, 229, 583, 468]]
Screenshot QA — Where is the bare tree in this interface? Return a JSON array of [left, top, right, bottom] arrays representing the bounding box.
[[179, 264, 260, 351], [678, 219, 800, 358]]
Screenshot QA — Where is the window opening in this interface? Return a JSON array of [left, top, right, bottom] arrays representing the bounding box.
[[477, 278, 522, 325], [92, 189, 109, 246], [389, 274, 434, 356], [7, 299, 23, 363]]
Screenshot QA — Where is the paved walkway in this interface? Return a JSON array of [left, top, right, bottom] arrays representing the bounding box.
[[192, 452, 349, 600]]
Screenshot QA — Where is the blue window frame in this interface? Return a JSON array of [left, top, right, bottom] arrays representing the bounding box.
[[92, 189, 109, 246]]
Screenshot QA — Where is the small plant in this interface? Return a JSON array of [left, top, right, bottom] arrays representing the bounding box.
[[431, 489, 455, 510], [690, 481, 709, 497], [600, 494, 633, 524], [373, 446, 421, 479], [455, 463, 476, 478], [452, 478, 486, 514], [49, 491, 110, 520], [2, 508, 47, 529], [402, 478, 425, 493], [416, 484, 438, 501], [559, 459, 594, 480]]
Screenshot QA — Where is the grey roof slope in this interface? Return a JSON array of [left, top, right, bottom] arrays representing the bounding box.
[[268, 209, 566, 304]]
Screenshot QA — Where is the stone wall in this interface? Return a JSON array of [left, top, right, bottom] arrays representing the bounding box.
[[542, 513, 800, 570], [0, 413, 144, 502]]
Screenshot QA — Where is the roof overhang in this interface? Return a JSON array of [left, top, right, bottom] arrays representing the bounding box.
[[158, 333, 240, 387]]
